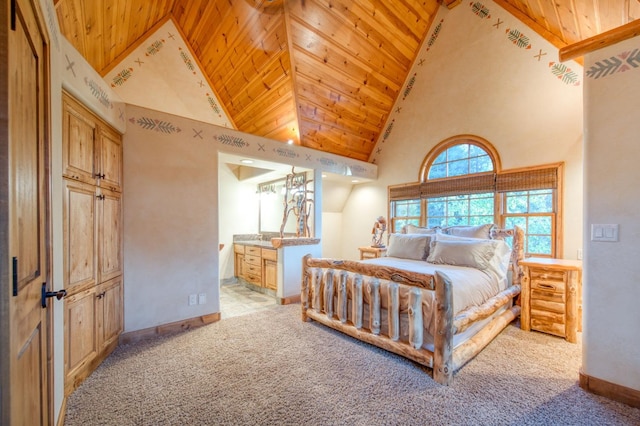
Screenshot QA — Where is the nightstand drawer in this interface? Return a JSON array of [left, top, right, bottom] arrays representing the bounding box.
[[530, 270, 566, 282], [531, 289, 565, 304], [531, 318, 565, 337], [531, 279, 565, 293], [531, 308, 565, 324], [531, 298, 565, 314]]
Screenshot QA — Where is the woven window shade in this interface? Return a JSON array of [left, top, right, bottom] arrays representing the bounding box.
[[420, 173, 495, 198], [389, 183, 421, 201], [496, 167, 558, 192]]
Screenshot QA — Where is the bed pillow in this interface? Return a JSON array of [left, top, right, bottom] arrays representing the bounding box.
[[426, 239, 495, 270], [386, 233, 433, 260], [404, 224, 439, 235], [441, 223, 494, 239], [429, 235, 512, 276]]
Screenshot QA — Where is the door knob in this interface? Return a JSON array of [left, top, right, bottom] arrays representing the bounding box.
[[41, 283, 67, 308]]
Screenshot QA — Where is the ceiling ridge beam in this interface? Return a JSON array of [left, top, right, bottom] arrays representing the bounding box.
[[279, 0, 301, 144]]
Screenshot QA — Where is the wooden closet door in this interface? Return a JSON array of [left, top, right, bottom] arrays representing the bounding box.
[[64, 179, 98, 293], [7, 0, 51, 424], [97, 187, 122, 283], [62, 94, 97, 184], [97, 126, 123, 192]]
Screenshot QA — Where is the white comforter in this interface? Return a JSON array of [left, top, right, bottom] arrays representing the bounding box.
[[359, 257, 507, 339]]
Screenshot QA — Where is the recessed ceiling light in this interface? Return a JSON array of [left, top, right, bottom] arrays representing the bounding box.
[[240, 159, 254, 164], [287, 139, 294, 145], [322, 174, 327, 178], [351, 179, 359, 183]]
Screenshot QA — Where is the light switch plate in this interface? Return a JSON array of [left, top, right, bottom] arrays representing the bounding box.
[[591, 224, 619, 242]]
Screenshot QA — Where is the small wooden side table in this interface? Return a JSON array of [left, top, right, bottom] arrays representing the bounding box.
[[520, 257, 582, 343], [358, 246, 387, 260]]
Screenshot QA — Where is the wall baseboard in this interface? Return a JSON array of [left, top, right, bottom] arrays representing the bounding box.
[[579, 370, 640, 408], [120, 312, 221, 346], [279, 294, 301, 305]]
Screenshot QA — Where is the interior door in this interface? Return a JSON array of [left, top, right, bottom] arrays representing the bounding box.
[[7, 0, 51, 424]]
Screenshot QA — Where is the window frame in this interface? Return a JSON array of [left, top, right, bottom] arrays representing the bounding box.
[[388, 135, 563, 258]]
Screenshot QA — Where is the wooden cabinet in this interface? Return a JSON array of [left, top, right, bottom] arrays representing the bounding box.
[[62, 93, 122, 192], [244, 245, 262, 286], [520, 257, 582, 343], [234, 243, 278, 291], [62, 93, 123, 396]]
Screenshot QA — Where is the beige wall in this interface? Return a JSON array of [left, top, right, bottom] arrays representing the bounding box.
[[123, 105, 220, 331], [341, 2, 584, 259], [582, 35, 640, 391]]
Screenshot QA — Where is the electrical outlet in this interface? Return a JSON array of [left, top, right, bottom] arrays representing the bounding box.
[[577, 249, 583, 260], [198, 293, 206, 305], [188, 294, 197, 306]]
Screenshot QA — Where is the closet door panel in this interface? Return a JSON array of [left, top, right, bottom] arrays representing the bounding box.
[[64, 179, 98, 293], [62, 95, 97, 184], [98, 127, 123, 192], [97, 188, 122, 283]]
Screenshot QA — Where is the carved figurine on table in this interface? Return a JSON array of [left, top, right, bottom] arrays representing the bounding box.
[[371, 216, 387, 248]]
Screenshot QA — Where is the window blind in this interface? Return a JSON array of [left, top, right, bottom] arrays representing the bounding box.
[[420, 173, 495, 198], [388, 183, 421, 201], [495, 167, 558, 192]]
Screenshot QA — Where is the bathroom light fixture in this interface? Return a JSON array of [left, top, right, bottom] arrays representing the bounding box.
[[240, 159, 254, 164]]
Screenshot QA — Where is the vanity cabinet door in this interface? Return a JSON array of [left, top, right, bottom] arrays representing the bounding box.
[[234, 244, 245, 279], [262, 248, 278, 291]]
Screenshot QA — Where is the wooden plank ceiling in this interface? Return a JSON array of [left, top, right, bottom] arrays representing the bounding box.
[[55, 0, 639, 162]]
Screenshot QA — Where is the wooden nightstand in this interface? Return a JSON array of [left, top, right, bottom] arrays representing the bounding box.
[[358, 246, 387, 260], [520, 257, 582, 343]]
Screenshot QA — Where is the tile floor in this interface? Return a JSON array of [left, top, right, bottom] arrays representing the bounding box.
[[219, 281, 278, 319]]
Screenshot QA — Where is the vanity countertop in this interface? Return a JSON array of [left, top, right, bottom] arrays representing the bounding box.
[[233, 240, 276, 248]]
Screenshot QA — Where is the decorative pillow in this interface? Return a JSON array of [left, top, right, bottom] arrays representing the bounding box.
[[403, 224, 439, 235], [386, 233, 433, 260], [426, 239, 496, 270], [429, 235, 512, 276], [441, 223, 494, 239]]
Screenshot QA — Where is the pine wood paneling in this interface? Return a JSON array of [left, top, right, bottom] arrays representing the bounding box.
[[56, 0, 637, 160]]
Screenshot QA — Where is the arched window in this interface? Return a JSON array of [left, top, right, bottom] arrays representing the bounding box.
[[389, 135, 561, 257], [420, 137, 499, 228]]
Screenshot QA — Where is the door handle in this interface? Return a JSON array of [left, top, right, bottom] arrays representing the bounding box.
[[41, 283, 67, 308]]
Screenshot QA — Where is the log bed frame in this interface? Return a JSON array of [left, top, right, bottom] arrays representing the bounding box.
[[300, 228, 524, 385]]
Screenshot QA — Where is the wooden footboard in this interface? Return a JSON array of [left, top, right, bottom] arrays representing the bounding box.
[[301, 255, 520, 385]]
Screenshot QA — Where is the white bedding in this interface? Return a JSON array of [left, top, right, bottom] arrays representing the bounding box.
[[358, 256, 508, 342]]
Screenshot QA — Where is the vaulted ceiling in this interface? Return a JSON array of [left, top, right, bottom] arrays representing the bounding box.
[[55, 0, 639, 162]]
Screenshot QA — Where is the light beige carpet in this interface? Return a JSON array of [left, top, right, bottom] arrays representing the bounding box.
[[65, 304, 639, 425]]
